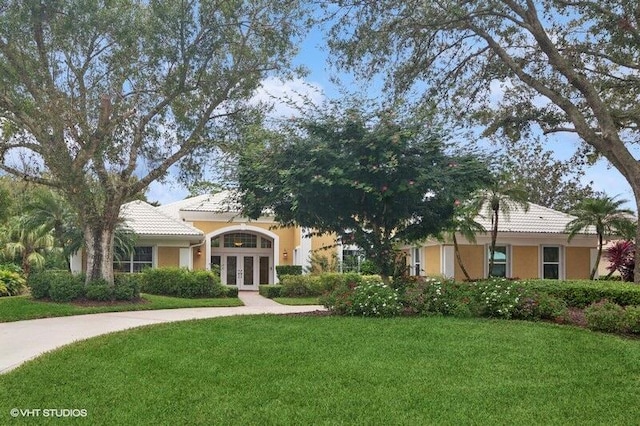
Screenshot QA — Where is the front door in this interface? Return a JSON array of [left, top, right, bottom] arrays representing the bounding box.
[[224, 255, 258, 289]]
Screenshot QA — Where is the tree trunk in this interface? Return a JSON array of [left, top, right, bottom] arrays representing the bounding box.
[[83, 223, 116, 287], [488, 208, 499, 277], [590, 233, 603, 280], [453, 233, 471, 281]]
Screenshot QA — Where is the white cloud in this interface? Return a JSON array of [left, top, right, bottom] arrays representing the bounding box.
[[251, 76, 325, 120]]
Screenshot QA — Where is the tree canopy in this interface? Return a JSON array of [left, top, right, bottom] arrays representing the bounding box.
[[329, 0, 640, 281], [238, 107, 490, 277], [0, 0, 306, 284]]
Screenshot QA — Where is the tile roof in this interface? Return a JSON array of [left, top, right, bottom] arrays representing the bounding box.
[[157, 190, 241, 217], [475, 202, 596, 234], [120, 200, 203, 238]]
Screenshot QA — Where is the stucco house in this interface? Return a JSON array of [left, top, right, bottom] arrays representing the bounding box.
[[71, 193, 599, 286], [405, 202, 598, 281]]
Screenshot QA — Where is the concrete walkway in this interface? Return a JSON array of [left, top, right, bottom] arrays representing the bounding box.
[[0, 292, 325, 374]]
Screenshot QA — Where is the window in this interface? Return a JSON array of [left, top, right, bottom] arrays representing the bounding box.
[[542, 246, 560, 279], [114, 246, 153, 273], [342, 249, 362, 273], [488, 246, 508, 277], [411, 247, 422, 276], [223, 233, 257, 248]]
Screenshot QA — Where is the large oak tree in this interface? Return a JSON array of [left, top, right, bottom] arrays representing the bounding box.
[[329, 0, 640, 282], [0, 0, 305, 285]]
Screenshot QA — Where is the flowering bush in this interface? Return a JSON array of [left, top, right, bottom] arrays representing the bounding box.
[[513, 289, 567, 321], [348, 282, 401, 317], [321, 277, 401, 317], [471, 278, 522, 319], [401, 276, 470, 316]]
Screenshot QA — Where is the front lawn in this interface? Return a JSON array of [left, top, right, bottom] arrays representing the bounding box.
[[272, 297, 320, 305], [0, 294, 243, 323], [1, 316, 639, 424]]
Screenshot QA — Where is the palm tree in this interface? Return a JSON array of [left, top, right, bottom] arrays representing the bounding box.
[[1, 216, 57, 276], [471, 175, 529, 278], [444, 202, 486, 281], [566, 195, 635, 280]]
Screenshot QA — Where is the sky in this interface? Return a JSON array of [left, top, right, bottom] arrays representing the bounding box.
[[145, 24, 636, 213]]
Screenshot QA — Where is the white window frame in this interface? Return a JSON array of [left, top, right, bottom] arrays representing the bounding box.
[[487, 245, 510, 278], [541, 246, 563, 280], [411, 247, 422, 276], [115, 246, 155, 273]]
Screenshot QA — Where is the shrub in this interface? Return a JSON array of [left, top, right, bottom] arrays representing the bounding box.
[[280, 275, 323, 297], [471, 278, 522, 319], [345, 281, 401, 317], [85, 279, 114, 301], [584, 300, 627, 333], [48, 273, 84, 302], [624, 306, 640, 334], [27, 271, 53, 299], [114, 274, 142, 300], [0, 268, 26, 297], [604, 240, 634, 282], [141, 268, 226, 298], [259, 285, 282, 298], [401, 276, 469, 316], [513, 292, 567, 321], [519, 279, 640, 308], [320, 281, 358, 315], [319, 272, 363, 292], [225, 285, 239, 298], [359, 260, 380, 275], [275, 265, 303, 278]]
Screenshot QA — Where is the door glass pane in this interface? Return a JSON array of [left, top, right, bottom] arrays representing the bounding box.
[[260, 256, 269, 284], [243, 256, 253, 285], [543, 247, 559, 263], [226, 256, 237, 285], [211, 256, 221, 275]]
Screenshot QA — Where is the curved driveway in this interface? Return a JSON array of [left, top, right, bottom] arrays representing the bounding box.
[[0, 292, 325, 374]]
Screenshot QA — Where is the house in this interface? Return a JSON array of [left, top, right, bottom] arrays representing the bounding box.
[[405, 202, 598, 281], [71, 195, 598, 286]]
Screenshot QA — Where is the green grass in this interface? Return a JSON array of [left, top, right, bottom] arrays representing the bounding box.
[[0, 294, 243, 322], [273, 296, 320, 305], [1, 316, 639, 424]]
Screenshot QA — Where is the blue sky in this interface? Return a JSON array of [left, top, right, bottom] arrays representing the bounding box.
[[146, 25, 635, 212]]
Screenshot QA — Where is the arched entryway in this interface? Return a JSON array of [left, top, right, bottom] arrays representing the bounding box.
[[205, 225, 279, 290]]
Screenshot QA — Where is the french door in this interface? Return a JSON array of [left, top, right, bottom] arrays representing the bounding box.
[[216, 254, 272, 289]]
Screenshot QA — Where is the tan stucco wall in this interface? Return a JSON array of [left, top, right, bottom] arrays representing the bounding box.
[[310, 233, 338, 264], [566, 247, 591, 279], [454, 245, 484, 281], [157, 247, 180, 268], [193, 246, 205, 270], [424, 246, 440, 276], [512, 246, 539, 279]]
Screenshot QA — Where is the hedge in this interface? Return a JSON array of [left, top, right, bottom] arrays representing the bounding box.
[[275, 265, 303, 278], [259, 285, 282, 298], [518, 279, 640, 308], [141, 268, 228, 298]]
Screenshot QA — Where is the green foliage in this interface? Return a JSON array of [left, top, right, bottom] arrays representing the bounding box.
[[259, 285, 282, 298], [0, 0, 307, 284], [306, 252, 340, 274], [141, 268, 227, 299], [28, 270, 77, 300], [113, 274, 142, 301], [0, 268, 26, 297], [275, 265, 303, 279], [280, 275, 324, 297], [48, 273, 85, 302], [359, 259, 380, 275], [401, 276, 470, 316], [624, 306, 640, 334], [225, 286, 239, 298], [239, 106, 490, 278], [584, 300, 627, 333], [520, 280, 640, 308], [85, 281, 114, 302], [321, 276, 401, 317]]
